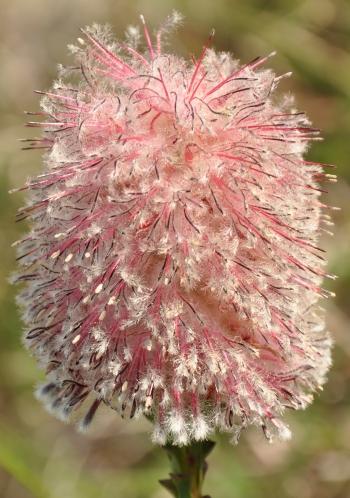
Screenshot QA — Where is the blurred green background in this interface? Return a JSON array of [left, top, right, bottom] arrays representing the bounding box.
[[0, 0, 349, 497]]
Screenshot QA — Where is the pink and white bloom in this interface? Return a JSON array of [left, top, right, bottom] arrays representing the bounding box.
[[14, 14, 333, 445]]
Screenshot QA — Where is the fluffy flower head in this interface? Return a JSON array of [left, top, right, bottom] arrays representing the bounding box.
[[14, 14, 333, 444]]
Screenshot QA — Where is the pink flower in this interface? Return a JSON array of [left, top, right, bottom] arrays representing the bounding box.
[[14, 13, 333, 445]]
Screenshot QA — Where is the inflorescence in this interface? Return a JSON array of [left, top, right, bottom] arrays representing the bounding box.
[[13, 13, 334, 445]]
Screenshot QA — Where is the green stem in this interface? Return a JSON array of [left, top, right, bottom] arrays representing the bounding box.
[[160, 440, 215, 498]]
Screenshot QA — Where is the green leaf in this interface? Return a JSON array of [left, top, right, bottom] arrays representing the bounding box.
[[159, 478, 178, 496]]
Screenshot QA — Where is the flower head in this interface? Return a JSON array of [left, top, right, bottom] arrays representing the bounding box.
[[14, 13, 333, 444]]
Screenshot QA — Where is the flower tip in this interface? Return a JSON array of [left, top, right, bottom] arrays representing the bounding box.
[[78, 399, 101, 432], [79, 27, 90, 41], [279, 425, 292, 441], [34, 382, 55, 401], [77, 419, 89, 433], [193, 417, 210, 441]]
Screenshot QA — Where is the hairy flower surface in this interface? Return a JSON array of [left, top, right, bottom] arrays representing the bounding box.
[[14, 14, 333, 444]]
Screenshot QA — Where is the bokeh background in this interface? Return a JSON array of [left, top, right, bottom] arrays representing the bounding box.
[[0, 0, 349, 497]]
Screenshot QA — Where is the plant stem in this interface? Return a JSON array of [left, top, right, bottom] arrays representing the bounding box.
[[160, 440, 215, 498]]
